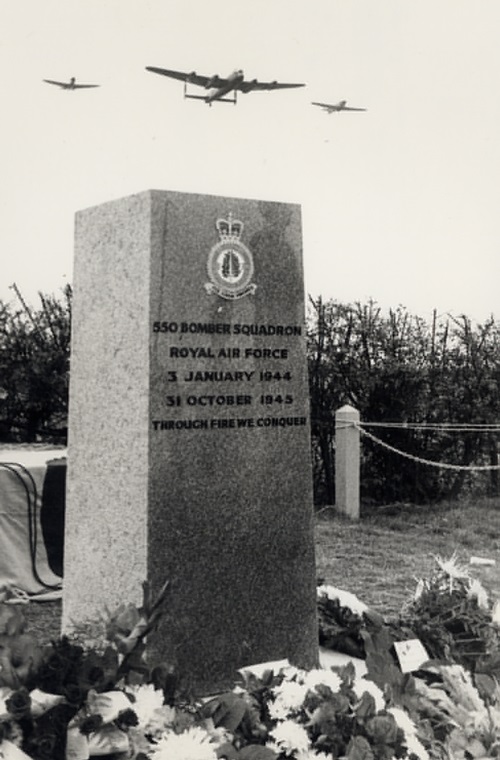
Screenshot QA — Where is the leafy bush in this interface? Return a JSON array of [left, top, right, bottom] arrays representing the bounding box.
[[0, 286, 71, 443], [307, 298, 500, 505]]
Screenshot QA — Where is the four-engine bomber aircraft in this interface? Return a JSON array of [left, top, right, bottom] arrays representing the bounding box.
[[145, 66, 305, 104], [312, 99, 366, 113], [42, 77, 100, 90]]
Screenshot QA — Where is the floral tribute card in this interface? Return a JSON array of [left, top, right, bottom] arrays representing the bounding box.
[[394, 639, 429, 673]]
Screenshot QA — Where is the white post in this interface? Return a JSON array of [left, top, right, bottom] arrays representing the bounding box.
[[335, 404, 360, 519]]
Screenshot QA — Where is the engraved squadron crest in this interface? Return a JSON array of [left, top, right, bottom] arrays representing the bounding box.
[[205, 213, 257, 300]]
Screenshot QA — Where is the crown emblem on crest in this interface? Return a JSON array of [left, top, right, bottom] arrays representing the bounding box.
[[216, 213, 243, 242], [205, 212, 257, 300]]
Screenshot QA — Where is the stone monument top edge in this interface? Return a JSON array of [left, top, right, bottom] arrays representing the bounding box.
[[74, 188, 302, 218]]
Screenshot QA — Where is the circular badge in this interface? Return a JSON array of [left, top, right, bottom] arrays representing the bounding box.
[[206, 239, 256, 299]]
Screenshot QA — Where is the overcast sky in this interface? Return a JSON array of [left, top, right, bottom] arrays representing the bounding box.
[[1, 0, 499, 321]]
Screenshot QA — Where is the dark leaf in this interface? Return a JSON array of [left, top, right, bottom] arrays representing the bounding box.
[[355, 691, 377, 722], [346, 735, 375, 760], [203, 692, 248, 732], [216, 741, 240, 759], [238, 745, 279, 760], [474, 672, 497, 703]]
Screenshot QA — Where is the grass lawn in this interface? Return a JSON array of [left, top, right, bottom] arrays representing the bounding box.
[[23, 496, 500, 644], [315, 496, 500, 616]]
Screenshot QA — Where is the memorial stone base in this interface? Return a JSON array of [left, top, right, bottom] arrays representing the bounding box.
[[63, 189, 318, 694]]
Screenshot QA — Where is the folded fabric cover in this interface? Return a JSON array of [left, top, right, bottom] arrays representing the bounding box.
[[0, 449, 66, 596]]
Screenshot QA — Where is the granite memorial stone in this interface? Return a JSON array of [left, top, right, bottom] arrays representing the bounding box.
[[63, 189, 318, 693]]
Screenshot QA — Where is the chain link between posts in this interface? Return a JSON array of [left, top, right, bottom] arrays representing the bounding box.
[[347, 422, 500, 472], [360, 421, 500, 432]]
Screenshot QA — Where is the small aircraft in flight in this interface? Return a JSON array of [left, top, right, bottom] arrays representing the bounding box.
[[42, 77, 100, 90], [145, 66, 305, 105], [311, 100, 366, 113]]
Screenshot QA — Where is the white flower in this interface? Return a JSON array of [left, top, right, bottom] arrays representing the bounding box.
[[317, 585, 368, 616], [434, 552, 469, 577], [281, 665, 304, 682], [413, 578, 425, 601], [151, 726, 218, 760], [434, 553, 470, 592], [467, 579, 489, 610], [268, 700, 292, 721], [351, 677, 385, 711], [440, 664, 484, 712], [125, 683, 166, 727], [471, 705, 499, 735], [492, 600, 500, 626], [269, 719, 311, 756], [269, 680, 309, 720], [295, 750, 332, 760], [301, 668, 342, 695]]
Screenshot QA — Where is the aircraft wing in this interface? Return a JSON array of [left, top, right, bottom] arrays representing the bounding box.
[[42, 79, 99, 88], [238, 79, 305, 93], [43, 79, 67, 87], [311, 101, 366, 112], [145, 66, 226, 88]]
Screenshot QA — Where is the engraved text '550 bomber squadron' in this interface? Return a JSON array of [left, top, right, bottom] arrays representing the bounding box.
[[205, 214, 256, 300]]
